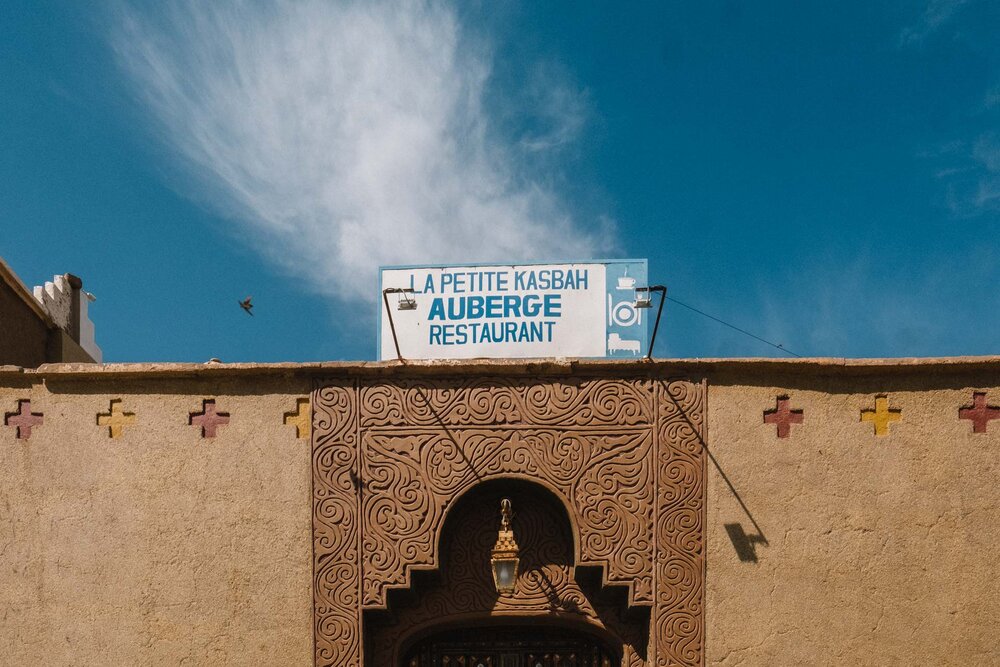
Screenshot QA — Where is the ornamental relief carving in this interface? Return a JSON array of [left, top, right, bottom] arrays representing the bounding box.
[[361, 427, 654, 609], [359, 377, 654, 428], [368, 481, 648, 666], [312, 382, 361, 666], [654, 379, 706, 666], [312, 375, 706, 667]]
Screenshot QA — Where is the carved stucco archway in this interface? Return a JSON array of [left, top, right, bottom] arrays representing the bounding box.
[[311, 375, 706, 666], [373, 478, 647, 665]]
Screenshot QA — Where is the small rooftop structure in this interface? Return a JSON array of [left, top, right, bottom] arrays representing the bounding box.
[[0, 256, 101, 366]]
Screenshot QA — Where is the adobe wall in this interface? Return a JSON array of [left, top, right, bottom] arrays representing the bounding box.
[[0, 369, 313, 666], [0, 278, 49, 367], [704, 361, 1000, 665], [1, 358, 998, 666]]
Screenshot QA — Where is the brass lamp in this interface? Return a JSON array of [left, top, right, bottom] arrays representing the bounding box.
[[490, 498, 520, 594]]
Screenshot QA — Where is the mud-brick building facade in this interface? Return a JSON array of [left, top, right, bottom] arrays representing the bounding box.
[[1, 358, 998, 665]]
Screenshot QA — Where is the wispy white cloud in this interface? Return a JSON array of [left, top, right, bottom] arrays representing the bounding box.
[[899, 0, 970, 45], [657, 244, 998, 358], [903, 0, 999, 216], [753, 251, 999, 357], [971, 133, 1000, 207], [926, 133, 1000, 215], [515, 63, 588, 154], [112, 0, 611, 299], [981, 85, 1000, 110]]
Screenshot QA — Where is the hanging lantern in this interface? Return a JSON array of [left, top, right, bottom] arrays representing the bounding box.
[[490, 498, 520, 594]]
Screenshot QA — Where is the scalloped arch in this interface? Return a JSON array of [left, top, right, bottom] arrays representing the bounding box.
[[434, 475, 582, 569]]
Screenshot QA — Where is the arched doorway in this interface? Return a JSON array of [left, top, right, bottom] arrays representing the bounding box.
[[403, 624, 618, 666], [366, 479, 646, 665], [313, 376, 707, 665]]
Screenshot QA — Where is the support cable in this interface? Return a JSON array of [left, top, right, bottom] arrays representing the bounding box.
[[663, 295, 802, 358]]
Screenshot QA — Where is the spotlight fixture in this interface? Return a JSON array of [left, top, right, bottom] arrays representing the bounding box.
[[632, 285, 667, 360], [633, 287, 653, 309], [394, 288, 417, 311], [381, 288, 417, 361]]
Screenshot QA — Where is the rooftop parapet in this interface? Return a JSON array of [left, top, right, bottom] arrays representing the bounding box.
[[32, 273, 101, 363]]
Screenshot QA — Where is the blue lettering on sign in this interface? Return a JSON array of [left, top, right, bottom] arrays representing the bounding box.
[[422, 270, 520, 294], [381, 262, 649, 360], [420, 268, 591, 295], [513, 268, 588, 291], [429, 321, 556, 345], [427, 294, 562, 321]]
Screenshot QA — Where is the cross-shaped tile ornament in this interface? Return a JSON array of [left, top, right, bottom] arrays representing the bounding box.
[[959, 392, 1000, 434], [97, 399, 136, 438], [283, 397, 310, 439], [861, 395, 901, 436], [189, 399, 230, 438], [763, 396, 804, 438], [5, 399, 43, 440]]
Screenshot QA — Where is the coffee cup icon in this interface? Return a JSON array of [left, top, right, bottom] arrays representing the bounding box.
[[616, 268, 636, 290]]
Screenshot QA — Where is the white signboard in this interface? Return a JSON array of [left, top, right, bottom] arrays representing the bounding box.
[[378, 260, 648, 360]]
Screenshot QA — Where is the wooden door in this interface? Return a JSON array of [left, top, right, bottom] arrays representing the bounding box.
[[403, 626, 617, 667]]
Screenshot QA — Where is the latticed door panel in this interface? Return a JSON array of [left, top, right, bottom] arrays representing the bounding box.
[[524, 650, 614, 667], [404, 628, 617, 667]]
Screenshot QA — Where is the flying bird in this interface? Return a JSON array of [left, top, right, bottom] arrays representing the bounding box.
[[239, 296, 254, 316]]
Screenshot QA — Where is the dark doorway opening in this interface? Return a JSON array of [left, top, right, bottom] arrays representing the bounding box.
[[403, 624, 618, 667], [367, 479, 646, 665]]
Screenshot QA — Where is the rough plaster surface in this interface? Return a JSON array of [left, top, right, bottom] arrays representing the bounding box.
[[0, 376, 312, 666], [705, 372, 1000, 665], [0, 281, 49, 367], [32, 274, 72, 331], [2, 359, 999, 666]]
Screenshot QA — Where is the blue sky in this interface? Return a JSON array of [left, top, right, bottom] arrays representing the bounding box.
[[1, 0, 997, 362]]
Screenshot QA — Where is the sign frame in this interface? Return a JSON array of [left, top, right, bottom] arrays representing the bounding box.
[[378, 258, 649, 361]]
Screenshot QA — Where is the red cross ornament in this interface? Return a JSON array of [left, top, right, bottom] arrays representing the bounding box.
[[763, 396, 804, 439], [189, 399, 230, 438], [959, 392, 1000, 434], [5, 399, 44, 440]]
